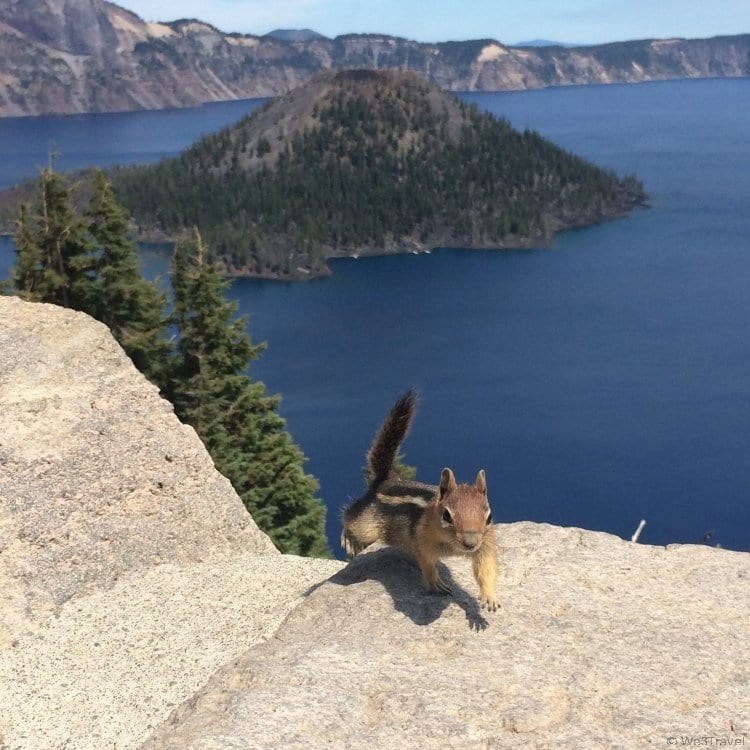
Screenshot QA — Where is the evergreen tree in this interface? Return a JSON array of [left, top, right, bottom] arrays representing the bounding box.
[[10, 173, 326, 556], [169, 229, 330, 557], [12, 203, 44, 300], [85, 170, 171, 388], [12, 169, 93, 308]]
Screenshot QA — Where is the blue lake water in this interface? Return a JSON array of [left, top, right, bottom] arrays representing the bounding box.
[[2, 78, 749, 554]]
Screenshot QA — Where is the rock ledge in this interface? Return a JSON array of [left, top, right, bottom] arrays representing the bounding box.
[[1, 296, 747, 750]]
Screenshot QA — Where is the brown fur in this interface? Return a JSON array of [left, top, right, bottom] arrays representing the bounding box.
[[341, 393, 499, 611]]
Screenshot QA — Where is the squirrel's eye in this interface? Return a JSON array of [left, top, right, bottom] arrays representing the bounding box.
[[442, 509, 453, 524]]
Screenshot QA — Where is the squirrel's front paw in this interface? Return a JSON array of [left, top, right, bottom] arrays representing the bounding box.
[[480, 594, 499, 612]]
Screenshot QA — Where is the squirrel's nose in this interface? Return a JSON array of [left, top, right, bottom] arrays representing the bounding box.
[[461, 533, 480, 549]]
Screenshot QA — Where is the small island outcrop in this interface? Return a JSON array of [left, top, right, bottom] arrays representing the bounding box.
[[111, 69, 646, 279]]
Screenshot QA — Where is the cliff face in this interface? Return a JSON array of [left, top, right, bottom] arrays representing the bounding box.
[[0, 0, 120, 56], [0, 0, 748, 116]]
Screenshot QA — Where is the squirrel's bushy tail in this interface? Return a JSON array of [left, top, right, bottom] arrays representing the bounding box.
[[366, 389, 417, 484]]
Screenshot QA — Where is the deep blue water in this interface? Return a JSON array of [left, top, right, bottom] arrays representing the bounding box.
[[0, 98, 266, 191], [2, 79, 749, 554]]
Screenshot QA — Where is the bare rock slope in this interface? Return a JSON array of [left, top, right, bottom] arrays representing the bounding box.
[[0, 295, 276, 646]]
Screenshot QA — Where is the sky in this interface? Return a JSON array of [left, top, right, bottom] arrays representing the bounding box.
[[113, 0, 750, 46]]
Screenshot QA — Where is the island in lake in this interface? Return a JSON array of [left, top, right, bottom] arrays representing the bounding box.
[[107, 69, 646, 280]]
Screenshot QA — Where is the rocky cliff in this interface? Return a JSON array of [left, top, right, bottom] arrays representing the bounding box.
[[0, 0, 748, 117], [0, 295, 748, 749]]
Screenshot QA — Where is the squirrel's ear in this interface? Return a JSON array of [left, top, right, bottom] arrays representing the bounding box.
[[440, 468, 457, 497], [475, 469, 487, 495]]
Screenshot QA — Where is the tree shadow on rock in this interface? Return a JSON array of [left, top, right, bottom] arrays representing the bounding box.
[[320, 546, 490, 631]]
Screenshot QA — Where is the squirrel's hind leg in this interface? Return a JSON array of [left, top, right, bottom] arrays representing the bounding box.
[[341, 501, 381, 558]]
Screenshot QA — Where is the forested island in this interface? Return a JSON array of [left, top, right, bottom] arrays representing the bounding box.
[[107, 69, 645, 280]]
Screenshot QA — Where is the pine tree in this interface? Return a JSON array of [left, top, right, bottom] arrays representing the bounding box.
[[169, 229, 330, 557], [42, 169, 93, 307], [12, 169, 93, 308], [11, 171, 330, 555], [85, 170, 171, 388], [12, 203, 44, 300]]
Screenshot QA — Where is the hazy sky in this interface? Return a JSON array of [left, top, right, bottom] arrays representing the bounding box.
[[114, 0, 749, 45]]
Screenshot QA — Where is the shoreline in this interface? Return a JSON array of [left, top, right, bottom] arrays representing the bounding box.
[[214, 195, 649, 282], [2, 197, 648, 282]]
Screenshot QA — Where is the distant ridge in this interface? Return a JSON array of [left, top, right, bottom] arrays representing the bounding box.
[[515, 39, 582, 48], [0, 0, 748, 116], [263, 29, 329, 42]]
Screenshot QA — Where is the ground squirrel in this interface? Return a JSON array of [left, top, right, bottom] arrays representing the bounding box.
[[341, 390, 499, 611]]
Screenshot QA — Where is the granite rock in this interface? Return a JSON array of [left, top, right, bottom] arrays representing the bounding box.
[[0, 552, 343, 749], [143, 524, 750, 750], [0, 295, 276, 648], [0, 296, 342, 750]]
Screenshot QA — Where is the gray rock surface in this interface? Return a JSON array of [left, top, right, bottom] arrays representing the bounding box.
[[0, 296, 343, 750], [0, 295, 276, 648], [143, 524, 750, 749], [0, 552, 343, 750]]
